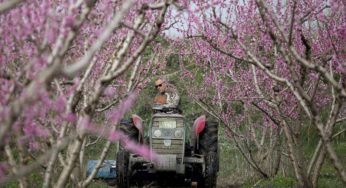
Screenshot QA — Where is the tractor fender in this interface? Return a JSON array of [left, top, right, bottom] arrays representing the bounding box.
[[193, 115, 206, 136], [132, 114, 144, 137]]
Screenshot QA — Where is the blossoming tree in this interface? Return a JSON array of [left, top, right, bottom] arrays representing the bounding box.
[[166, 0, 345, 187], [1, 0, 345, 187], [0, 0, 179, 187]]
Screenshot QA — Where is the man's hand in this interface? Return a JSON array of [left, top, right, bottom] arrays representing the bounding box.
[[154, 95, 166, 104]]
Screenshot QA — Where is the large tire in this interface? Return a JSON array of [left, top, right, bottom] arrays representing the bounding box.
[[116, 119, 139, 188], [105, 179, 117, 186], [119, 119, 139, 142], [198, 121, 219, 188], [199, 121, 218, 153], [116, 149, 130, 188]]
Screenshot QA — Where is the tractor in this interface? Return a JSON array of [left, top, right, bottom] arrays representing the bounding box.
[[114, 105, 219, 187]]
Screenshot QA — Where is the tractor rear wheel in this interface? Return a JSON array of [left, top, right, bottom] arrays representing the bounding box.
[[198, 121, 218, 188], [199, 121, 218, 153], [116, 149, 130, 188], [119, 119, 139, 141], [115, 119, 139, 188]]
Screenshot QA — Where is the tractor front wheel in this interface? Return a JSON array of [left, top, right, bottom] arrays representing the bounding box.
[[116, 119, 139, 188]]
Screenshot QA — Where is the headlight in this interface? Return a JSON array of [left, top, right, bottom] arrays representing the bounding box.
[[174, 129, 183, 138], [153, 129, 162, 137]]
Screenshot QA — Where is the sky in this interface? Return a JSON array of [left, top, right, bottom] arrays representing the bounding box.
[[163, 1, 236, 39]]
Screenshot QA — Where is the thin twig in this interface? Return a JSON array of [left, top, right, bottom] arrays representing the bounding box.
[[95, 98, 120, 112], [300, 5, 330, 24], [336, 117, 346, 124], [121, 22, 146, 37], [332, 128, 346, 139]]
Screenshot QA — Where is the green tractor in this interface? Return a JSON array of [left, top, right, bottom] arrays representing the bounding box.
[[115, 105, 219, 187]]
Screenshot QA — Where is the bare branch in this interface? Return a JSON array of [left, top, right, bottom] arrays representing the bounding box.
[[256, 0, 346, 98], [256, 0, 288, 43], [243, 138, 269, 178], [309, 97, 346, 184], [236, 36, 313, 118], [147, 1, 166, 10], [194, 98, 220, 122], [336, 117, 346, 124], [0, 0, 23, 15], [252, 65, 265, 97], [0, 134, 75, 185], [288, 0, 297, 46], [252, 102, 280, 126], [201, 35, 255, 64], [80, 127, 115, 187], [289, 47, 346, 97], [101, 1, 169, 83], [127, 56, 142, 92], [108, 12, 145, 75], [300, 5, 330, 24], [5, 145, 27, 187], [95, 98, 120, 112], [163, 19, 179, 31], [245, 106, 261, 149], [43, 56, 97, 188], [121, 22, 146, 37], [332, 128, 346, 139]]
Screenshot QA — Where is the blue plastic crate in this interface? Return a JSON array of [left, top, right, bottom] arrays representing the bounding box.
[[86, 160, 116, 179]]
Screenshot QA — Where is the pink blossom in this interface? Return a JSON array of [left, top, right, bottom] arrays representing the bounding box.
[[54, 96, 67, 113], [63, 113, 77, 123], [0, 163, 9, 177], [29, 141, 40, 151], [123, 138, 157, 161], [106, 92, 138, 124], [108, 131, 122, 142], [63, 15, 75, 28], [104, 86, 117, 97]]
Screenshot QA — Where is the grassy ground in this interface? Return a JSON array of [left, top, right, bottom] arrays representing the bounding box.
[[59, 129, 346, 187], [2, 129, 345, 187], [239, 141, 346, 188]]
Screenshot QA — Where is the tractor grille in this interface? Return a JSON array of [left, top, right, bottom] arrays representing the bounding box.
[[152, 118, 184, 128], [151, 116, 184, 157], [151, 139, 184, 155]]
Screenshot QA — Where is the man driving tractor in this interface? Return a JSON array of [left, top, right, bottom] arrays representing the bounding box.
[[94, 78, 218, 188], [153, 78, 180, 108]]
